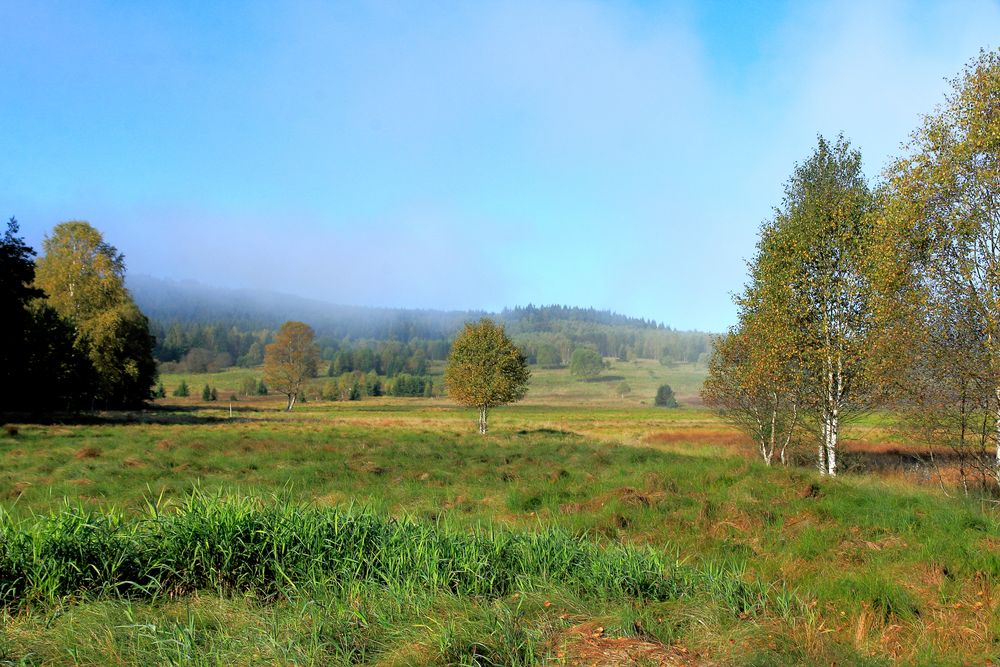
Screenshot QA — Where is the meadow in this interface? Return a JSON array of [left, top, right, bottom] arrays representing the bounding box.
[[2, 362, 999, 665]]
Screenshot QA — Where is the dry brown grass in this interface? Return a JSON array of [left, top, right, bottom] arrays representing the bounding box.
[[551, 622, 712, 666], [641, 429, 754, 460]]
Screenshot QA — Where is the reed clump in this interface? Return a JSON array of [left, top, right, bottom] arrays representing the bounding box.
[[0, 490, 769, 616]]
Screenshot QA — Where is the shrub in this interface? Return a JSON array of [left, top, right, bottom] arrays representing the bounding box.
[[654, 384, 678, 408]]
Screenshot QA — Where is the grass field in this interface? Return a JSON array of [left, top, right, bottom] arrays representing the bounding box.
[[159, 359, 709, 408], [2, 365, 1000, 665]]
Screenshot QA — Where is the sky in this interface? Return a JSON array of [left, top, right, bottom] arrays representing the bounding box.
[[2, 1, 999, 332]]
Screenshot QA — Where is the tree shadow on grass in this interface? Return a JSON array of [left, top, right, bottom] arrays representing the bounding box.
[[582, 375, 626, 383], [515, 428, 581, 438], [0, 404, 262, 426]]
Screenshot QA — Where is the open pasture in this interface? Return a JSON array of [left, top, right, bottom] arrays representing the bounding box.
[[2, 387, 1000, 665]]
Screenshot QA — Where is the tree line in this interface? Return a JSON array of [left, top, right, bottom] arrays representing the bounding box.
[[1, 220, 157, 411], [703, 50, 1000, 490], [150, 314, 712, 374]]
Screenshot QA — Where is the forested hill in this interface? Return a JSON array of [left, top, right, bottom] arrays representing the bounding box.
[[129, 275, 713, 369], [128, 275, 479, 342]]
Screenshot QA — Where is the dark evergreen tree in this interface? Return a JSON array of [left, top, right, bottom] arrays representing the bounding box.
[[654, 384, 679, 408]]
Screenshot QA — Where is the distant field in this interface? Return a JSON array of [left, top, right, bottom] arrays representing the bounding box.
[[2, 389, 1000, 664], [158, 358, 708, 409]]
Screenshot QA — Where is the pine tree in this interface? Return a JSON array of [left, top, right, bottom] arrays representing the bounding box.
[[654, 384, 679, 408]]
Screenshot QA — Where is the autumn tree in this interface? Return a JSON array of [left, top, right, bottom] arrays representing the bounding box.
[[706, 137, 874, 475], [444, 318, 530, 434], [263, 321, 320, 411], [703, 208, 808, 466], [871, 49, 1000, 484], [703, 327, 801, 465]]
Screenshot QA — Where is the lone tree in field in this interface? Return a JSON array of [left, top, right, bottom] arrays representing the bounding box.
[[444, 318, 530, 434], [263, 321, 320, 411], [569, 348, 604, 379], [654, 384, 679, 408]]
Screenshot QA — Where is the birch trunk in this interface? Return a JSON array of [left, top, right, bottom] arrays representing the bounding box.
[[286, 393, 296, 412], [994, 387, 1000, 484], [766, 392, 777, 466], [827, 353, 843, 477], [780, 401, 798, 466], [479, 406, 488, 435], [819, 416, 828, 474], [827, 409, 838, 476]]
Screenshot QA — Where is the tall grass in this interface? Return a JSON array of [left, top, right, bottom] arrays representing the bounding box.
[[0, 490, 770, 617]]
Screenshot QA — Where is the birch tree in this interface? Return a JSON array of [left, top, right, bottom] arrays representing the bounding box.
[[263, 321, 320, 411], [444, 318, 529, 434], [873, 49, 1000, 483], [714, 137, 874, 474], [703, 224, 804, 466], [776, 136, 875, 475]]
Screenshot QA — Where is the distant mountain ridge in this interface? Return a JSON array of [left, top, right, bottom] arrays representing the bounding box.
[[128, 275, 689, 341]]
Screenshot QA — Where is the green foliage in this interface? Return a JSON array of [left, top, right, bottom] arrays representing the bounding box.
[[569, 348, 604, 379], [33, 221, 157, 408], [870, 49, 1000, 485], [173, 380, 189, 397], [705, 136, 874, 474], [654, 384, 679, 408], [534, 343, 562, 368], [445, 318, 530, 433], [238, 376, 257, 397], [0, 218, 93, 411], [154, 384, 166, 399], [0, 490, 766, 612], [391, 373, 431, 397]]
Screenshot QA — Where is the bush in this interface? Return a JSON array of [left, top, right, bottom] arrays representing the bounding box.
[[239, 377, 257, 397], [654, 384, 679, 408], [569, 348, 604, 379], [173, 380, 189, 397]]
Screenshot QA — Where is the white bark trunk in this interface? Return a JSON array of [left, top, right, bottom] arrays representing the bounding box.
[[827, 349, 843, 477], [780, 401, 797, 466], [479, 406, 488, 435], [827, 409, 838, 476], [286, 394, 296, 412]]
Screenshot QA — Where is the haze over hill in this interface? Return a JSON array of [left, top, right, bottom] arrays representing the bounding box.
[[129, 274, 704, 340], [7, 3, 999, 332]]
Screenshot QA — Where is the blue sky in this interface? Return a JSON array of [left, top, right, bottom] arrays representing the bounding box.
[[2, 1, 998, 331]]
